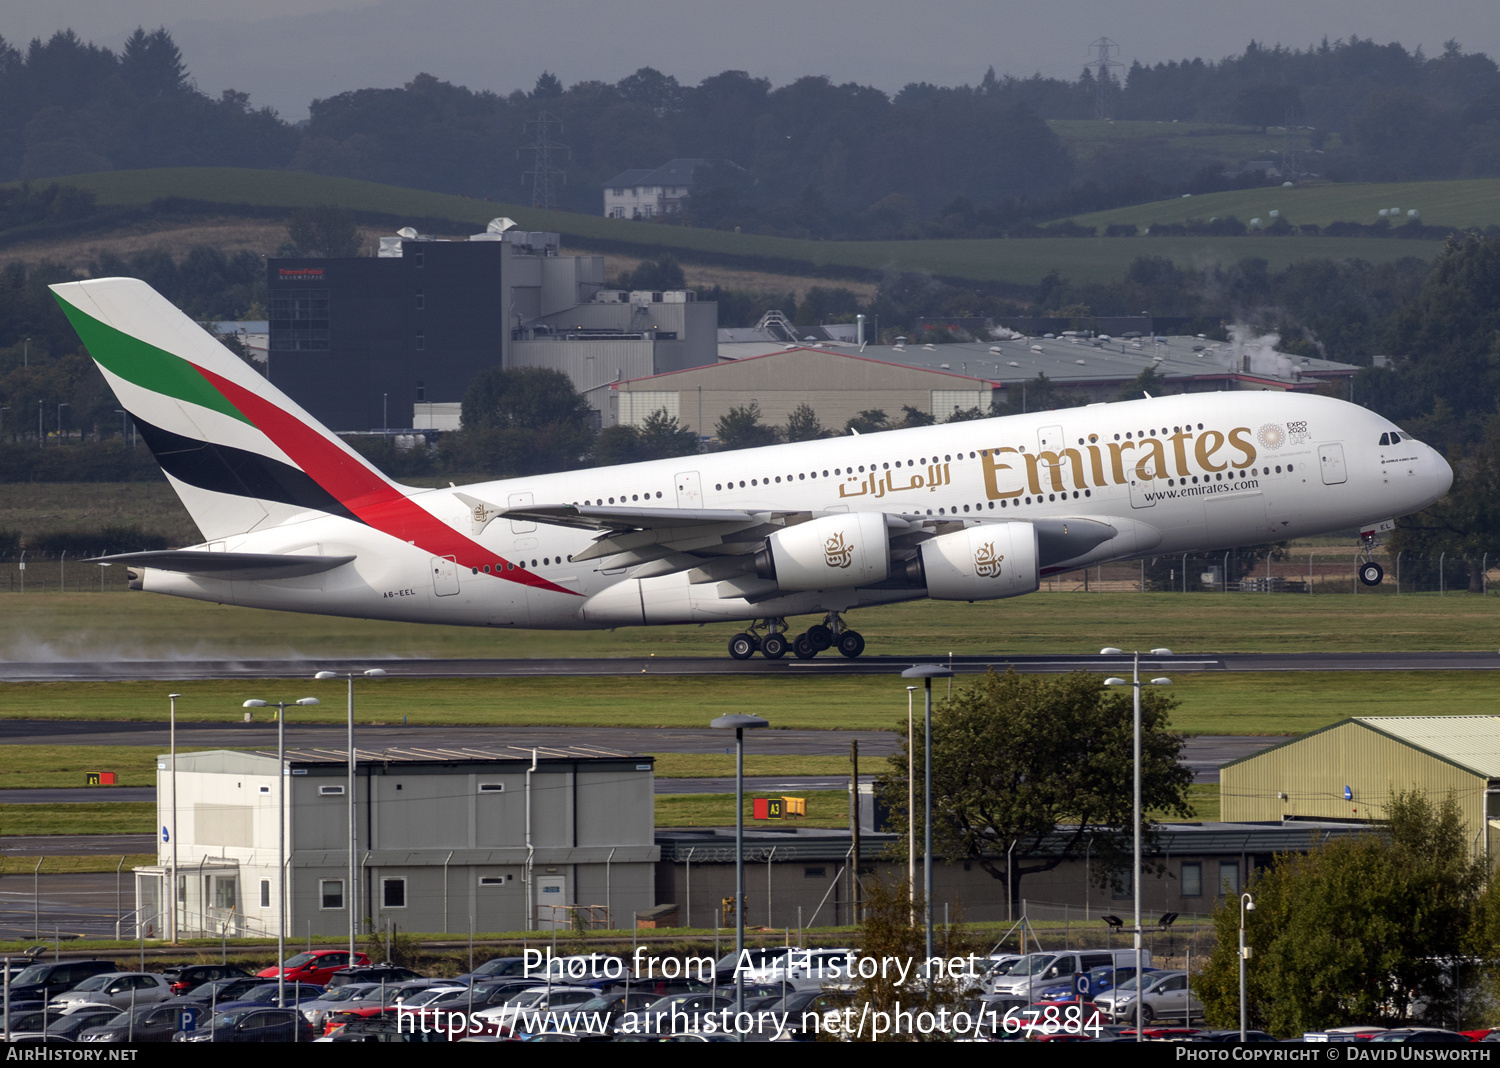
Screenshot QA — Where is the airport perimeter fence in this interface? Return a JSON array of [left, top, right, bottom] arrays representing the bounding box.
[[1045, 550, 1500, 595], [1, 549, 1496, 596]]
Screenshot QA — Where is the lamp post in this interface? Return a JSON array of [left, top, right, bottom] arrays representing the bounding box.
[[242, 696, 320, 1006], [168, 694, 180, 944], [1101, 646, 1172, 1041], [906, 685, 917, 924], [900, 664, 953, 963], [314, 668, 386, 962], [1239, 891, 1256, 1041], [710, 713, 767, 1017]]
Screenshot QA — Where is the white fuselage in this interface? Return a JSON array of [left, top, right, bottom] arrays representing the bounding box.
[[141, 392, 1451, 631]]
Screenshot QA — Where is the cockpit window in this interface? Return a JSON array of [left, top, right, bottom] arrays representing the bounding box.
[[1380, 431, 1405, 446], [1380, 433, 1390, 445]]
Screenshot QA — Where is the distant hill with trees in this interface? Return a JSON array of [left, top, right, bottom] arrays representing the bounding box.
[[7, 29, 1500, 239]]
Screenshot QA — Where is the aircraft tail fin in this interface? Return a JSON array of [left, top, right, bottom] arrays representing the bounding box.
[[50, 277, 405, 541]]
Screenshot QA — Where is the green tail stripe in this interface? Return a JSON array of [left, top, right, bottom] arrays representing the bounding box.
[[55, 298, 252, 426]]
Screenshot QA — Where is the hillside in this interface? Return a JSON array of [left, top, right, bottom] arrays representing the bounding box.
[[31, 168, 1446, 287], [1066, 179, 1500, 232]]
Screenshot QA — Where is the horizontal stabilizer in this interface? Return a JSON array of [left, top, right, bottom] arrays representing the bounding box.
[[87, 550, 356, 581]]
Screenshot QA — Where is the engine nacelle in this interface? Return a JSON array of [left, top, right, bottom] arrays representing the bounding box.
[[915, 522, 1040, 601], [756, 512, 891, 591]]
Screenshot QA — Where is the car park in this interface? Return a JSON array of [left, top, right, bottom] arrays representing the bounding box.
[[177, 977, 280, 1009], [211, 981, 326, 1013], [325, 964, 424, 989], [987, 950, 1147, 1000], [1369, 1028, 1476, 1043]]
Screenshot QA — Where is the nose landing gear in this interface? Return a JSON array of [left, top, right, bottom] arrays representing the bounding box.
[[1357, 528, 1386, 586]]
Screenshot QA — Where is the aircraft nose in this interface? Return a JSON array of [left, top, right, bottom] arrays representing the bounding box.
[[1432, 447, 1455, 497]]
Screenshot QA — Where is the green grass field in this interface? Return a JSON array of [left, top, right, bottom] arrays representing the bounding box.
[[1068, 178, 1500, 231], [42, 167, 1446, 285], [1048, 120, 1316, 168], [0, 803, 154, 835], [1, 589, 1495, 661], [0, 670, 1494, 737]]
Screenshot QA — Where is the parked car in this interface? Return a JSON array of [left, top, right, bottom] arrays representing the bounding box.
[[161, 964, 250, 996], [8, 1006, 122, 1043], [1094, 971, 1204, 1025], [325, 964, 424, 989], [1369, 1029, 1476, 1044], [988, 951, 1147, 1000], [257, 950, 369, 986], [172, 1006, 315, 1043], [177, 977, 280, 1008], [1037, 966, 1160, 1002], [7, 960, 122, 1005], [51, 972, 173, 1011], [212, 982, 325, 1012], [77, 1003, 186, 1043]]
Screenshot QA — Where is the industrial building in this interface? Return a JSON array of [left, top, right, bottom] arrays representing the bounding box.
[[653, 819, 1380, 928], [135, 745, 657, 940], [605, 332, 1358, 435], [1221, 716, 1500, 858], [266, 223, 717, 432]]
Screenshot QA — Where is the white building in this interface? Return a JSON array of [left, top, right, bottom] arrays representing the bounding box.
[[602, 159, 709, 219], [136, 745, 657, 939]]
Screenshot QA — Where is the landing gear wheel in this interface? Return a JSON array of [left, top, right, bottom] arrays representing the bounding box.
[[793, 633, 818, 659], [760, 633, 789, 660], [728, 633, 758, 660], [1359, 561, 1384, 587], [837, 631, 866, 658], [806, 624, 833, 651]]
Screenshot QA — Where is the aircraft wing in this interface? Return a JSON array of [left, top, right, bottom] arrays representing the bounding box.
[[87, 550, 356, 581]]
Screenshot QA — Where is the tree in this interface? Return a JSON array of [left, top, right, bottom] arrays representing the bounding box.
[[452, 366, 595, 475], [844, 409, 889, 435], [876, 670, 1191, 917], [714, 402, 778, 450], [636, 408, 700, 458], [784, 403, 825, 442], [285, 204, 362, 258], [1195, 791, 1485, 1035]]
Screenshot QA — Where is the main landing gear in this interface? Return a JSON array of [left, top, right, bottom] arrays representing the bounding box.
[[726, 612, 865, 661]]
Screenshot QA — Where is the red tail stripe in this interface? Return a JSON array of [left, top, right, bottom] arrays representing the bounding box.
[[198, 368, 576, 596]]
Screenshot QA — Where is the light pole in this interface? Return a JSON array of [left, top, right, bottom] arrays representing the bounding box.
[[242, 696, 320, 1006], [901, 664, 953, 963], [1239, 892, 1256, 1041], [168, 694, 180, 943], [906, 685, 917, 924], [1101, 646, 1172, 1041], [710, 713, 767, 1017], [314, 668, 386, 962]]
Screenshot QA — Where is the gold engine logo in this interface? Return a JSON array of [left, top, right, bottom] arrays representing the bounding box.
[[974, 541, 1004, 578], [824, 532, 854, 568]]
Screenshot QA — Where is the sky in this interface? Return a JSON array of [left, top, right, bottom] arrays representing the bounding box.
[[4, 0, 1500, 120]]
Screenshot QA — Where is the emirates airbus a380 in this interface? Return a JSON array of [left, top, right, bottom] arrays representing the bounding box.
[[53, 278, 1453, 661]]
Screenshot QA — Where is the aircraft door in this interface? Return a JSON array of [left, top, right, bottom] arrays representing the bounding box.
[[1128, 476, 1156, 509], [1037, 425, 1064, 452], [1319, 445, 1347, 485], [675, 471, 703, 508], [508, 492, 535, 533], [431, 556, 459, 596]]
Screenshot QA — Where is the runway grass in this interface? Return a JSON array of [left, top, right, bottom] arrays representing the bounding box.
[[0, 854, 154, 874], [2, 590, 1497, 662], [0, 803, 154, 835], [655, 783, 1222, 827], [1, 671, 1494, 736]]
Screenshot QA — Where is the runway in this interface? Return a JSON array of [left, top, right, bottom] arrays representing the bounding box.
[[2, 649, 1496, 681]]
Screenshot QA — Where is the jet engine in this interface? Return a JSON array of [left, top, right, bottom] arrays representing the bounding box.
[[905, 522, 1040, 601], [755, 512, 891, 591]]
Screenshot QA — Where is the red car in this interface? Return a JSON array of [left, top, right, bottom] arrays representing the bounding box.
[[258, 950, 370, 985]]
